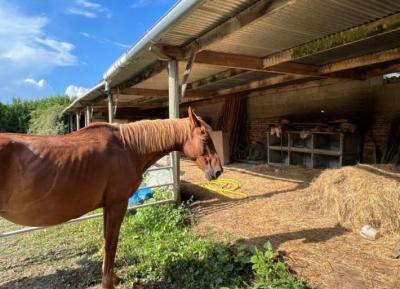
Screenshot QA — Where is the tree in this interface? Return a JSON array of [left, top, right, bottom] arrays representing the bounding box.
[[0, 96, 71, 135]]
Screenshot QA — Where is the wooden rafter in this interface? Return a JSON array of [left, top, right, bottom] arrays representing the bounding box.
[[120, 87, 211, 98], [187, 68, 249, 90], [215, 48, 400, 96], [117, 60, 168, 90], [263, 13, 400, 69], [319, 48, 400, 75]]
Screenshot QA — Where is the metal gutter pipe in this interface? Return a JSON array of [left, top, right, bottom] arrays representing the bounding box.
[[103, 0, 205, 84]]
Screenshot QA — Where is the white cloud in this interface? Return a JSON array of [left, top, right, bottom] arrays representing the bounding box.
[[0, 1, 77, 100], [129, 0, 168, 9], [130, 0, 150, 8], [65, 85, 89, 99], [67, 7, 97, 18], [68, 0, 111, 19], [24, 78, 46, 88], [81, 32, 130, 49]]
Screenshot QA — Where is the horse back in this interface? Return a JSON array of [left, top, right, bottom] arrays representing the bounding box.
[[0, 126, 130, 221]]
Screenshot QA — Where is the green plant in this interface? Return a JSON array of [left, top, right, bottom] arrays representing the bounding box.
[[250, 242, 309, 289], [0, 96, 71, 134], [28, 96, 71, 135], [0, 189, 309, 289]]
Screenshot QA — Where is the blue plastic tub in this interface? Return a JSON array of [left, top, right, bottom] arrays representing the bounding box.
[[129, 187, 153, 205]]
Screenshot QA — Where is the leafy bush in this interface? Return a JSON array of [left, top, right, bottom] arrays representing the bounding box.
[[0, 98, 34, 133], [117, 202, 247, 289], [250, 242, 309, 289], [0, 96, 70, 134], [28, 97, 70, 135]]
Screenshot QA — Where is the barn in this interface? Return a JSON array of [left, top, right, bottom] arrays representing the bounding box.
[[64, 0, 400, 169], [63, 1, 400, 287]]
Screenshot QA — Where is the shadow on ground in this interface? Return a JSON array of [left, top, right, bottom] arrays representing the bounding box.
[[0, 257, 102, 289], [242, 224, 347, 249], [181, 180, 308, 216]]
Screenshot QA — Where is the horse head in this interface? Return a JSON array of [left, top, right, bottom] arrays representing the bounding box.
[[183, 107, 223, 181]]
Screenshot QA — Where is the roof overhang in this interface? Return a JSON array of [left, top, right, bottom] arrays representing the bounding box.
[[64, 0, 400, 113]]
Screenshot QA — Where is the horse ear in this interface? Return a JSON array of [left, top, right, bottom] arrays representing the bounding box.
[[188, 106, 201, 129]]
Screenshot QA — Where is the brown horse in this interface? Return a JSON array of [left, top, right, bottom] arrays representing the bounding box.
[[0, 107, 223, 289]]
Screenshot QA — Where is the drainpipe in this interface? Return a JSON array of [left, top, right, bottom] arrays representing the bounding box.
[[103, 0, 205, 84]]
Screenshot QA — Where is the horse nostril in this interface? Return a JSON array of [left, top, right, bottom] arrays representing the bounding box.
[[215, 170, 222, 178]]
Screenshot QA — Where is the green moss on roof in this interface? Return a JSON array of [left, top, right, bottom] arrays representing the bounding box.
[[292, 15, 400, 59]]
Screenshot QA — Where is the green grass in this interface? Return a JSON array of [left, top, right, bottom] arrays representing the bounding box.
[[0, 189, 308, 289]]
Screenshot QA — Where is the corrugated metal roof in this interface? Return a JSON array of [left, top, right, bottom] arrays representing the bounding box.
[[208, 0, 400, 57], [160, 0, 258, 46], [65, 0, 400, 112]]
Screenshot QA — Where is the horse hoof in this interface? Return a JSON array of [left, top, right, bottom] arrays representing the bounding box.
[[101, 273, 119, 289]]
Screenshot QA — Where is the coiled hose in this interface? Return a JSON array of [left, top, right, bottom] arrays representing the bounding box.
[[200, 178, 247, 199]]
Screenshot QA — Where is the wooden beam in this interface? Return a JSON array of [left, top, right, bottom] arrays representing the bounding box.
[[184, 0, 295, 53], [155, 48, 361, 79], [187, 68, 249, 90], [120, 87, 211, 98], [117, 60, 168, 90], [214, 48, 400, 96], [215, 74, 312, 96], [319, 48, 400, 75], [263, 13, 400, 68], [195, 51, 263, 71], [121, 88, 168, 97]]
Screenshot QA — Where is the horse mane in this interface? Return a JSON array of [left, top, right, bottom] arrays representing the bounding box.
[[117, 118, 191, 155]]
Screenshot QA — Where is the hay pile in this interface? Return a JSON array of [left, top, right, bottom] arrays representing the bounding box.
[[309, 164, 400, 235]]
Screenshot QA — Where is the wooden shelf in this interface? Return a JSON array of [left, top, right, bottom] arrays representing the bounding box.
[[313, 149, 341, 156], [267, 130, 360, 169], [290, 147, 312, 153], [269, 145, 288, 151]]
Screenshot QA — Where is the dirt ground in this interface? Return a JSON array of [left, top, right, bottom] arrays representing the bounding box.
[[180, 160, 400, 289]]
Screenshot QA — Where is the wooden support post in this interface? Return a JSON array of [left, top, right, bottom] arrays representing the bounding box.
[[107, 94, 114, 124], [168, 59, 180, 203], [180, 49, 196, 99], [85, 105, 91, 126], [75, 111, 81, 131]]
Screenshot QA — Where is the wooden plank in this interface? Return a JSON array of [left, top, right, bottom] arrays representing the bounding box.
[[319, 48, 400, 75], [121, 87, 211, 98], [193, 50, 322, 76], [215, 74, 311, 96], [181, 48, 197, 99], [117, 60, 167, 90], [215, 48, 400, 96], [187, 68, 248, 90], [263, 13, 400, 68], [195, 51, 263, 71]]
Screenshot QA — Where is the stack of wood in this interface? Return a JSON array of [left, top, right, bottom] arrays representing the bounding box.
[[268, 118, 357, 136]]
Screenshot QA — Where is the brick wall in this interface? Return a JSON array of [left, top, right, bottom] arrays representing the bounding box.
[[245, 77, 400, 164], [247, 118, 270, 146], [362, 81, 400, 163]]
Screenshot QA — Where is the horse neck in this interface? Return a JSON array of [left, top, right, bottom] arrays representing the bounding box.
[[119, 118, 190, 160]]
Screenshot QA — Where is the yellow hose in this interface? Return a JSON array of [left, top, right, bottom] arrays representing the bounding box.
[[199, 178, 247, 199]]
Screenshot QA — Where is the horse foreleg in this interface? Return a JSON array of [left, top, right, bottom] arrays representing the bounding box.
[[101, 201, 127, 289]]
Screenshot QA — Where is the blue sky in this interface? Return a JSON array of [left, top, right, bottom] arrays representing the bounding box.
[[0, 0, 177, 103]]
